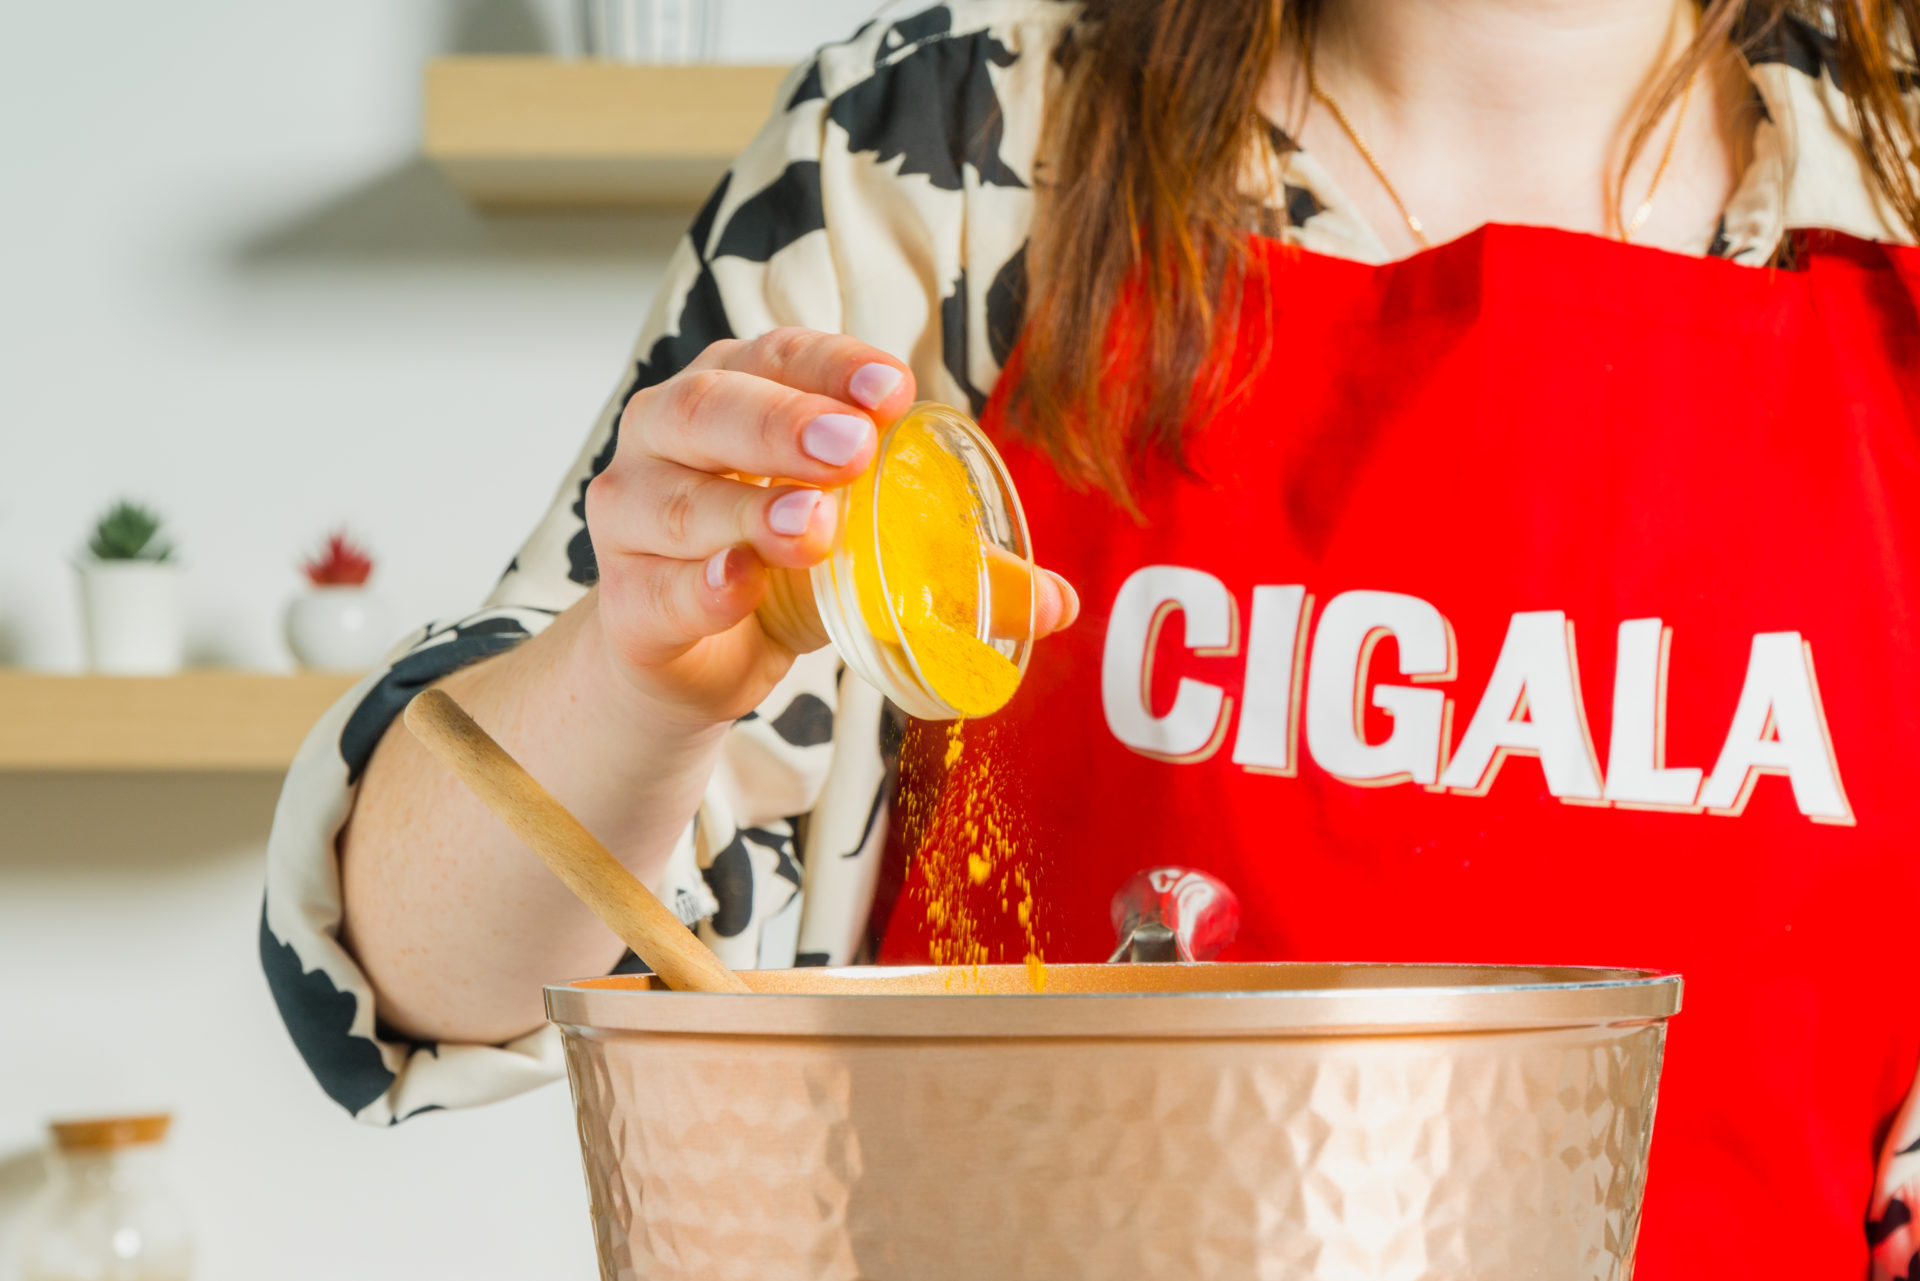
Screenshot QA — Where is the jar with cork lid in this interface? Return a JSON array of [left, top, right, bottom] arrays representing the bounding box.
[[755, 401, 1037, 720], [18, 1114, 193, 1281]]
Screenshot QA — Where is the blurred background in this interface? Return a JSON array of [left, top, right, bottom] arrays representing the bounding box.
[[0, 2, 878, 1278]]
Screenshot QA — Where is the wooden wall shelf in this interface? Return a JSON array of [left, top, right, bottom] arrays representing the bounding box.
[[424, 58, 791, 211], [0, 673, 362, 772]]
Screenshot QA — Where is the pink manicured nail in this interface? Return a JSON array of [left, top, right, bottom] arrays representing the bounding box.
[[1051, 571, 1080, 619], [768, 489, 823, 536], [848, 362, 903, 410], [801, 413, 871, 466], [704, 548, 732, 589]]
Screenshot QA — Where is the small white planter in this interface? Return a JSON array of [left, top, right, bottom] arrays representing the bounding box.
[[576, 0, 723, 62], [77, 561, 183, 675], [285, 587, 390, 672]]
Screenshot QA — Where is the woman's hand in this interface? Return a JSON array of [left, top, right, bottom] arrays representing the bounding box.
[[585, 328, 1079, 728], [343, 328, 1079, 1043]]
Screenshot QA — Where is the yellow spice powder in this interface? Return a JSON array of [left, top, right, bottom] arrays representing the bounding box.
[[850, 412, 1041, 989], [897, 717, 1046, 993], [847, 416, 1021, 717]]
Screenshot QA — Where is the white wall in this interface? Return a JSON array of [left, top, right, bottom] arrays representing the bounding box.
[[0, 775, 600, 1281], [0, 2, 882, 1278]]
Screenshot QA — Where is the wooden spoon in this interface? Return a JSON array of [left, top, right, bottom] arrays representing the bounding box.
[[402, 688, 749, 994]]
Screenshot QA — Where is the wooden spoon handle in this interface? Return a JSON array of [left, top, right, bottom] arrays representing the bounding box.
[[402, 688, 749, 994]]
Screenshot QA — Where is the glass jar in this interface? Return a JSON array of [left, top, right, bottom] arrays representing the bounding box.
[[18, 1115, 193, 1281], [757, 402, 1035, 721]]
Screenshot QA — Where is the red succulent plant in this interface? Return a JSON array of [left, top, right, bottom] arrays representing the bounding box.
[[302, 530, 374, 587]]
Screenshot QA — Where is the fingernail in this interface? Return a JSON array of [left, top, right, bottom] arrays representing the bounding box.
[[848, 362, 903, 410], [704, 548, 732, 589], [768, 489, 823, 536], [1051, 571, 1080, 618], [801, 413, 871, 467]]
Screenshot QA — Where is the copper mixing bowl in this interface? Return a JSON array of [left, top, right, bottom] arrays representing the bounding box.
[[546, 962, 1680, 1280]]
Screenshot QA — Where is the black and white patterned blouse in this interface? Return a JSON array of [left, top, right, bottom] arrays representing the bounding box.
[[260, 1, 1918, 1260]]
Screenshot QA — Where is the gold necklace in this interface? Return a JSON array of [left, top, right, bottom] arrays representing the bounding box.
[[1304, 45, 1696, 248]]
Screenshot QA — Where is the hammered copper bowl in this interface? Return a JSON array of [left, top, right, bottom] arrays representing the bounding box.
[[545, 962, 1680, 1281]]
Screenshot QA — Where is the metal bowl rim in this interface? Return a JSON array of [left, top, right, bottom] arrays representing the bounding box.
[[544, 963, 1682, 1039]]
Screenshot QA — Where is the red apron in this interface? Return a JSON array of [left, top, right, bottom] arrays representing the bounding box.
[[878, 225, 1920, 1274]]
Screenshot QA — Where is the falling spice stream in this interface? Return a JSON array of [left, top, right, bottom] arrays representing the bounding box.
[[896, 716, 1048, 992]]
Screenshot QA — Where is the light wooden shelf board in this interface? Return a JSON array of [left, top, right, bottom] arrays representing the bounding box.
[[424, 57, 792, 211], [0, 672, 363, 772]]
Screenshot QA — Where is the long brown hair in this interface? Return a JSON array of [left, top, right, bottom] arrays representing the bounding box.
[[1008, 1, 1920, 508]]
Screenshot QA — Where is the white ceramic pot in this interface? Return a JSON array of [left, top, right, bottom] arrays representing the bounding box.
[[77, 561, 183, 675], [577, 0, 723, 62], [285, 586, 390, 672]]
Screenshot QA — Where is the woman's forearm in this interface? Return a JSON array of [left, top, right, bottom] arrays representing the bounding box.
[[338, 591, 730, 1045], [336, 333, 945, 1045]]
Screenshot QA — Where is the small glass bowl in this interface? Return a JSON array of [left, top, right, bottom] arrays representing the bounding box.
[[811, 402, 1034, 721]]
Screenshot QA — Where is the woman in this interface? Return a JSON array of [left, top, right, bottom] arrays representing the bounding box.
[[263, 0, 1920, 1272]]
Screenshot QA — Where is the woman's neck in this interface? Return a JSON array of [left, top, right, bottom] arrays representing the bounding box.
[[1264, 0, 1752, 256]]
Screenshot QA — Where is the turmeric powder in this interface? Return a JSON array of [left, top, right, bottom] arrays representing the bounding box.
[[846, 414, 1022, 717], [899, 716, 1047, 993], [845, 407, 1043, 990]]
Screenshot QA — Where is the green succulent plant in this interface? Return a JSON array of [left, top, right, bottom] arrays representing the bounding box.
[[87, 500, 174, 562]]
